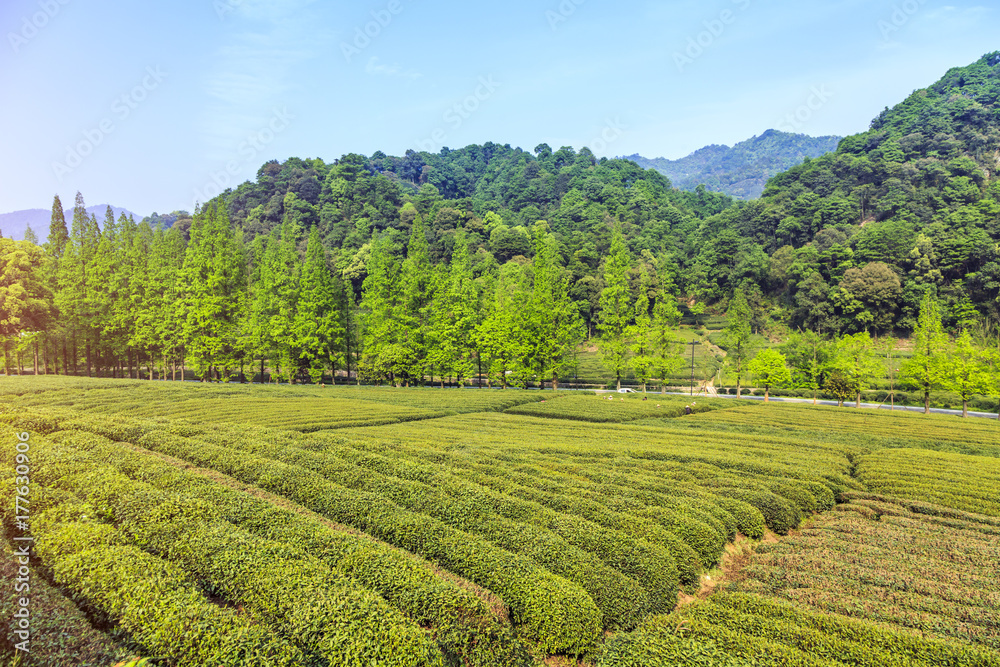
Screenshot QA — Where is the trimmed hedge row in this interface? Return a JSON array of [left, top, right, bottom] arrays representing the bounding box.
[[31, 501, 310, 667], [37, 414, 602, 655], [315, 434, 716, 585], [0, 530, 132, 667], [855, 448, 1000, 519], [10, 435, 446, 666], [600, 593, 1000, 667], [44, 429, 534, 667], [175, 428, 654, 629], [712, 593, 1000, 667], [711, 487, 802, 535], [187, 425, 678, 620]]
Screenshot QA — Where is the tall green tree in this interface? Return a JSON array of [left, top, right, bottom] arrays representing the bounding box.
[[747, 348, 791, 402], [475, 262, 531, 388], [359, 234, 403, 384], [598, 226, 632, 390], [56, 192, 99, 375], [651, 291, 684, 393], [398, 205, 433, 383], [901, 292, 948, 414], [428, 231, 478, 386], [179, 203, 248, 380], [830, 332, 883, 408], [0, 239, 49, 375], [723, 288, 754, 398], [780, 330, 831, 405], [294, 227, 344, 383], [529, 225, 583, 390], [943, 330, 992, 418], [43, 195, 69, 373], [627, 269, 654, 392]]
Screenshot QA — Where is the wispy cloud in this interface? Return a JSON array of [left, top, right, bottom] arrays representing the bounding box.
[[199, 0, 331, 160], [364, 56, 421, 80]]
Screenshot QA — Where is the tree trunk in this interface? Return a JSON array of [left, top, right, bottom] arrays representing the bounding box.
[[963, 399, 968, 418], [856, 392, 861, 409], [33, 341, 39, 376], [924, 390, 930, 415], [736, 380, 742, 399], [616, 372, 621, 391], [260, 356, 265, 384], [62, 340, 69, 376], [553, 371, 559, 391], [85, 339, 92, 377], [764, 387, 770, 403]]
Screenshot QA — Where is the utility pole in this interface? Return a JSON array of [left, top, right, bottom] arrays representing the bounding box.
[[690, 339, 697, 396]]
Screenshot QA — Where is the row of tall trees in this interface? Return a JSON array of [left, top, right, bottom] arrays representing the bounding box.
[[2, 193, 697, 388], [2, 192, 996, 414]]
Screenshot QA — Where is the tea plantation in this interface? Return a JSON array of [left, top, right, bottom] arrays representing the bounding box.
[[1, 377, 997, 666]]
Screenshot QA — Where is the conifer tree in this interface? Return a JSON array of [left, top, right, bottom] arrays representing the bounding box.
[[56, 192, 92, 374], [652, 290, 684, 393], [528, 225, 583, 390], [901, 292, 948, 414], [627, 269, 655, 392], [723, 288, 754, 397], [475, 262, 531, 388], [598, 226, 632, 390], [179, 203, 247, 380], [398, 205, 433, 383], [359, 233, 403, 383], [43, 195, 69, 373], [944, 330, 992, 418], [294, 227, 344, 383]]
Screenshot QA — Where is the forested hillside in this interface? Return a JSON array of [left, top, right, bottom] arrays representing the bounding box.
[[625, 130, 842, 199], [200, 52, 1000, 335], [2, 54, 999, 396]]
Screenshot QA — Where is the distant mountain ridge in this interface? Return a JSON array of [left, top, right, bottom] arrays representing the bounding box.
[[625, 129, 842, 199], [0, 205, 142, 243]]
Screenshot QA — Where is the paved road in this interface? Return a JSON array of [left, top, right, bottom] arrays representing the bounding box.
[[654, 391, 999, 420]]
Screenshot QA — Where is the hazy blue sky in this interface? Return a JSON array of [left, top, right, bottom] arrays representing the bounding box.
[[1, 0, 997, 216]]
